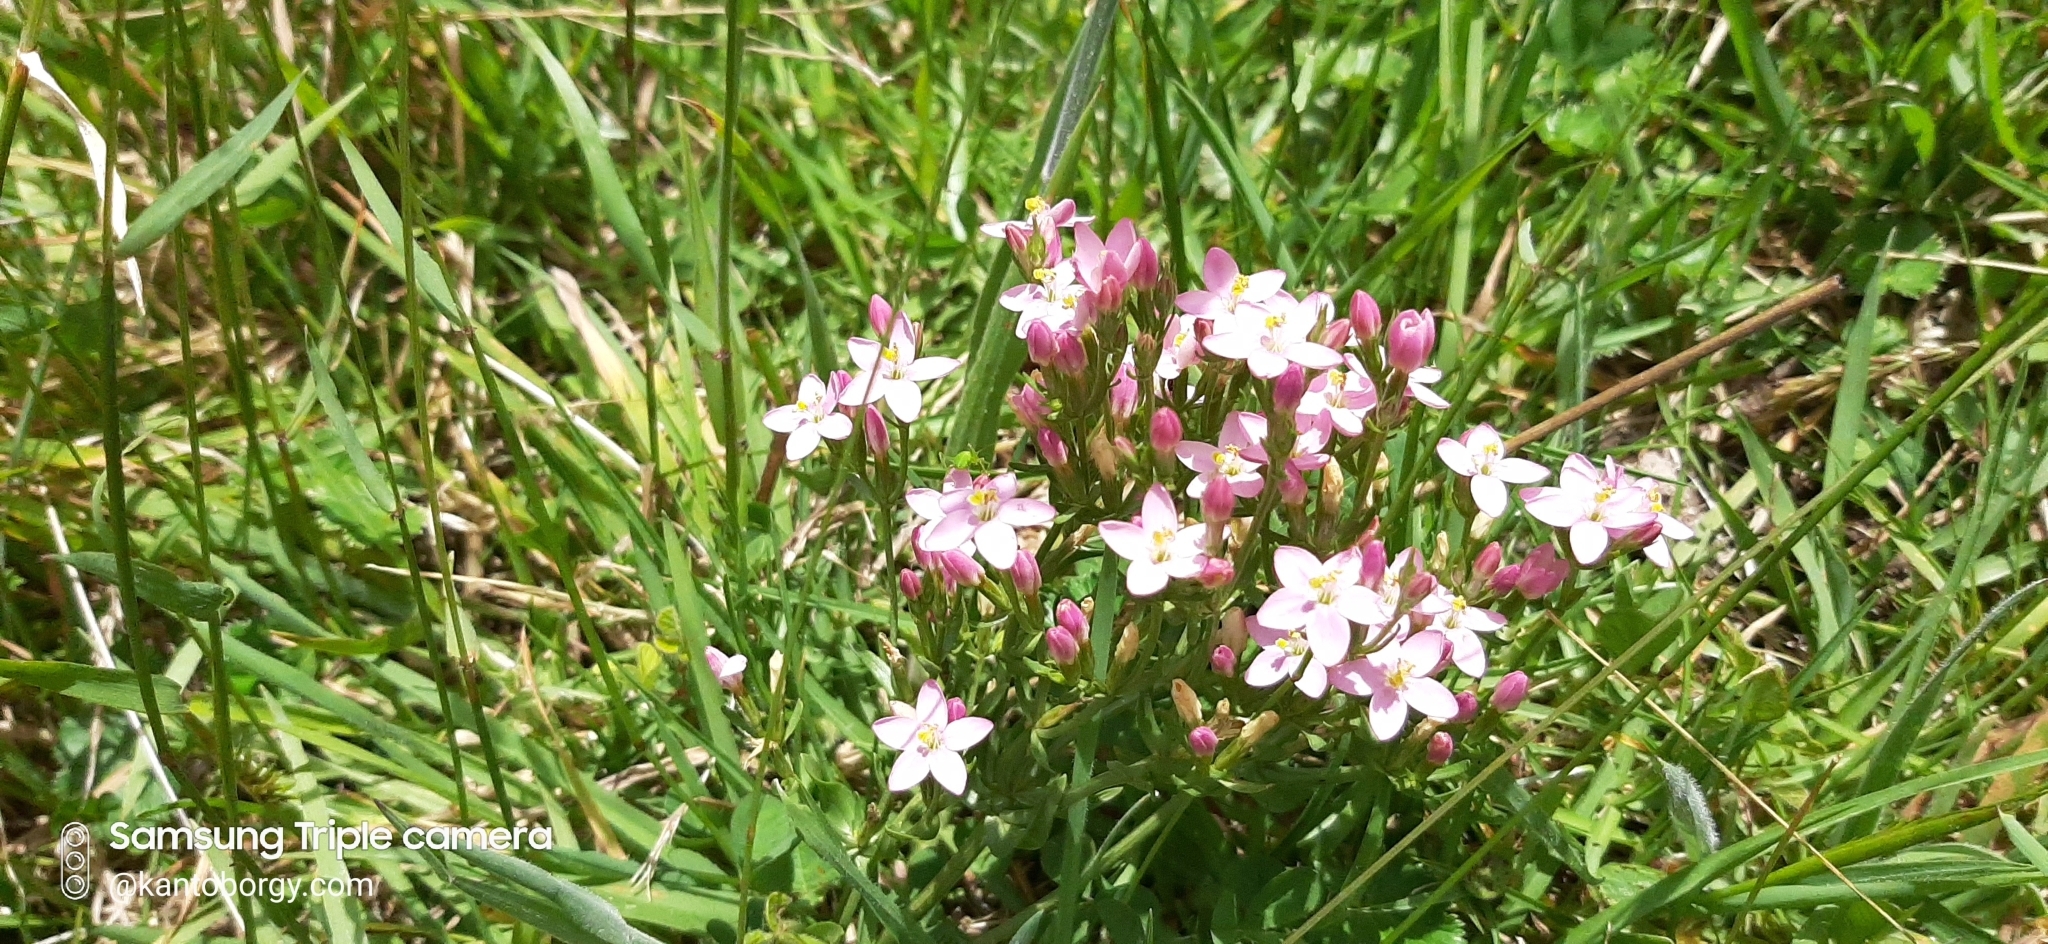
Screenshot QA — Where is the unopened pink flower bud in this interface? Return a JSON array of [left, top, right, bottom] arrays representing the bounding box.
[[947, 697, 969, 722], [1210, 644, 1237, 677], [1488, 563, 1523, 596], [1150, 408, 1183, 453], [1056, 598, 1087, 637], [1188, 726, 1219, 758], [1201, 475, 1235, 524], [1280, 466, 1308, 507], [1273, 364, 1307, 415], [1617, 520, 1664, 552], [1492, 671, 1529, 711], [1359, 540, 1387, 586], [1005, 226, 1033, 269], [864, 406, 890, 451], [1038, 428, 1070, 468], [1473, 542, 1503, 583], [1010, 384, 1051, 427], [828, 370, 853, 401], [1050, 331, 1087, 376], [940, 550, 984, 587], [1012, 546, 1041, 594], [1515, 545, 1569, 599], [1452, 691, 1480, 724], [1132, 237, 1160, 290], [1026, 320, 1059, 367], [1109, 369, 1139, 420], [1404, 572, 1438, 602], [1426, 731, 1455, 765], [900, 568, 924, 598], [1319, 317, 1353, 349], [1386, 308, 1436, 373], [1197, 556, 1235, 588], [867, 295, 896, 336], [1046, 625, 1080, 665], [1350, 291, 1382, 340]]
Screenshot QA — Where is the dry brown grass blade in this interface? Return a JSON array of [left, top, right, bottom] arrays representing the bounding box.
[[1506, 276, 1847, 452]]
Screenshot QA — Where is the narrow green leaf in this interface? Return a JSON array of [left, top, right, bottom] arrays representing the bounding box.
[[451, 847, 663, 944], [1715, 0, 1802, 149], [117, 77, 302, 257], [233, 83, 366, 206], [53, 551, 233, 621], [0, 659, 187, 714]]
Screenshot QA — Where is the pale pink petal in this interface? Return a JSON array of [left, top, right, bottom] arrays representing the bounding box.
[[914, 681, 946, 723], [1098, 521, 1150, 561], [1284, 342, 1343, 370], [847, 337, 881, 371], [1272, 546, 1322, 588], [1560, 454, 1600, 491], [1202, 247, 1238, 292], [1643, 539, 1674, 570], [1403, 630, 1451, 667], [1242, 270, 1287, 301], [921, 512, 978, 552], [1125, 560, 1168, 597], [1335, 587, 1390, 627], [1258, 588, 1316, 629], [884, 381, 923, 423], [1471, 475, 1508, 518], [1202, 332, 1263, 361], [1140, 484, 1178, 529], [816, 413, 853, 441], [1405, 677, 1458, 720], [906, 488, 946, 521], [784, 424, 822, 462], [1495, 457, 1549, 484], [1175, 441, 1220, 473], [1368, 688, 1407, 741], [904, 356, 962, 381], [1244, 648, 1293, 688], [873, 715, 920, 750], [1660, 516, 1696, 541], [927, 749, 968, 794], [1245, 350, 1289, 379], [1436, 438, 1476, 476], [943, 716, 993, 751], [998, 498, 1057, 527], [763, 405, 806, 433], [975, 522, 1019, 570], [1305, 606, 1353, 666], [1296, 661, 1330, 698], [1569, 520, 1609, 565], [1449, 629, 1488, 677], [1522, 489, 1586, 527], [1329, 659, 1375, 697], [888, 750, 931, 791]]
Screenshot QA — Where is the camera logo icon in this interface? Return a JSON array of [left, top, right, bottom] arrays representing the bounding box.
[[58, 823, 91, 901]]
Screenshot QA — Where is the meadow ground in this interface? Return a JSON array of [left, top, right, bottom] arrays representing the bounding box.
[[3, 0, 2048, 941]]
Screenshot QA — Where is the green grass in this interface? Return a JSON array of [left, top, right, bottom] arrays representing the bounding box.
[[4, 0, 2048, 941]]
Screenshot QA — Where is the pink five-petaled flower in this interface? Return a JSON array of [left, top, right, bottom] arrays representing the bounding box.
[[1334, 630, 1460, 741], [704, 646, 747, 693], [1245, 611, 1331, 698], [1257, 546, 1391, 666], [1177, 247, 1289, 320], [872, 681, 993, 795], [846, 307, 962, 423], [1099, 484, 1205, 596], [1436, 424, 1549, 518], [1202, 292, 1343, 379], [908, 470, 1056, 571], [1520, 454, 1655, 565], [1002, 261, 1087, 338], [979, 195, 1088, 243], [1297, 357, 1378, 437], [1176, 411, 1270, 499], [764, 374, 854, 462], [1155, 314, 1204, 383]]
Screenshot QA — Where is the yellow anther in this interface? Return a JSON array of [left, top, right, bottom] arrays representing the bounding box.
[[1230, 274, 1251, 296], [1024, 196, 1047, 214]]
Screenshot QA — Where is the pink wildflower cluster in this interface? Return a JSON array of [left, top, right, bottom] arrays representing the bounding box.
[[760, 196, 1698, 793]]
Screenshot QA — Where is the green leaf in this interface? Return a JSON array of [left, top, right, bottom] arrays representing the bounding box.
[[52, 551, 233, 621], [451, 847, 663, 944], [1715, 0, 1802, 150], [786, 802, 936, 944], [117, 77, 302, 258], [233, 83, 366, 206], [0, 659, 187, 714]]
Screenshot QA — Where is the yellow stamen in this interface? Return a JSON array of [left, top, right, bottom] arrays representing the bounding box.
[[1230, 274, 1251, 296], [1024, 196, 1047, 214]]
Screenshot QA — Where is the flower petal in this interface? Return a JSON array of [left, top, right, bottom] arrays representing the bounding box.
[[1125, 560, 1168, 597], [1305, 606, 1353, 666], [1405, 677, 1459, 720], [927, 749, 968, 795], [1272, 546, 1322, 588], [1436, 438, 1476, 476], [872, 715, 919, 750], [1098, 521, 1149, 561], [1569, 520, 1609, 565], [1471, 474, 1507, 518], [1244, 648, 1292, 688], [1495, 457, 1549, 484], [943, 716, 993, 752], [998, 498, 1057, 527], [887, 750, 930, 791], [975, 522, 1019, 570]]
